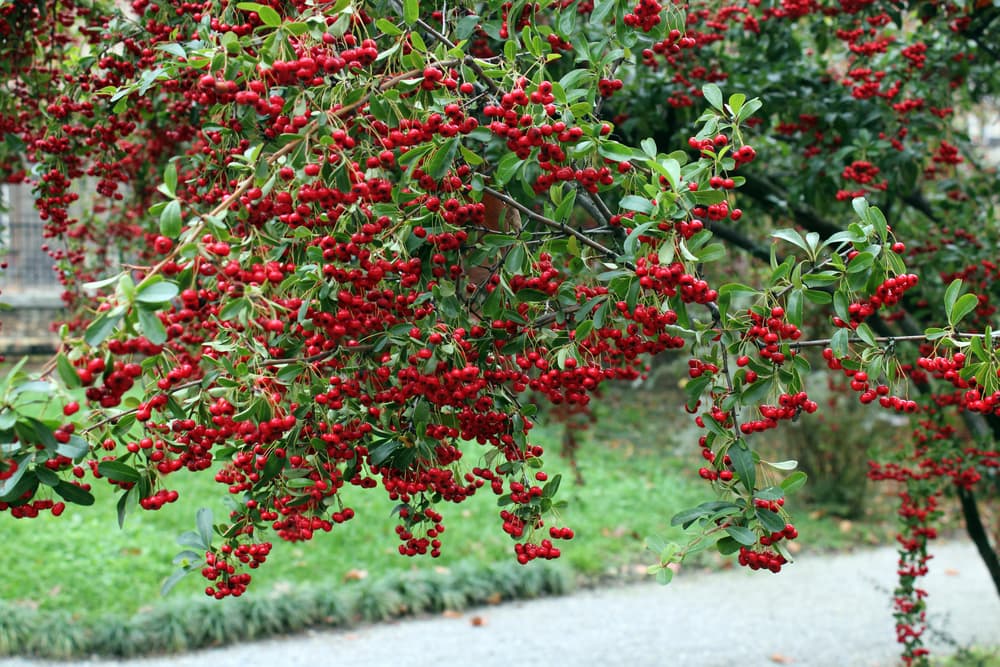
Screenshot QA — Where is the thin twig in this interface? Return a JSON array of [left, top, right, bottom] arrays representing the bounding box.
[[480, 186, 628, 265]]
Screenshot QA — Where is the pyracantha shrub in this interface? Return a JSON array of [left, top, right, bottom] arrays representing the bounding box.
[[1, 1, 998, 664]]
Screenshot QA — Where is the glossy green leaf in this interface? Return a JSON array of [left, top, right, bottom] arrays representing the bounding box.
[[98, 460, 142, 484], [135, 281, 179, 304], [702, 83, 723, 111], [949, 293, 979, 327], [159, 199, 182, 238], [728, 440, 755, 492]]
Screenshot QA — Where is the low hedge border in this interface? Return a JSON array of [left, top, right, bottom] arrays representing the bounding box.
[[0, 560, 574, 660]]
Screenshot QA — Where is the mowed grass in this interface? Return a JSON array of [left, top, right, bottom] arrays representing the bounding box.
[[0, 380, 899, 621]]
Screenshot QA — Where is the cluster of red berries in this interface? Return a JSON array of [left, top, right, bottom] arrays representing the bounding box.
[[139, 488, 179, 510], [623, 0, 663, 31], [0, 496, 67, 518], [740, 391, 818, 434], [395, 506, 445, 558], [821, 351, 920, 413], [743, 306, 801, 365], [203, 543, 271, 598], [598, 78, 624, 97], [514, 538, 562, 564], [738, 545, 789, 573], [832, 274, 918, 329], [79, 357, 144, 408]]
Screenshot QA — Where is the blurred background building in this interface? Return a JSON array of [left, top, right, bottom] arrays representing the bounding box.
[[0, 183, 63, 354]]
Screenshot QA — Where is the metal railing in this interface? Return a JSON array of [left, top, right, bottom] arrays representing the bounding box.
[[0, 220, 62, 291]]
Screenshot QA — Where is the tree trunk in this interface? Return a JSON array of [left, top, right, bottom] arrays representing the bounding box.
[[957, 486, 1000, 598]]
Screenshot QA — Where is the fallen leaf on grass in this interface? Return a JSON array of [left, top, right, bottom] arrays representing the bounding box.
[[769, 653, 794, 664], [839, 520, 853, 533], [343, 568, 368, 582], [486, 592, 503, 604]]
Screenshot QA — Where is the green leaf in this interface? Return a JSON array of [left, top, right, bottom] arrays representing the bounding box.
[[949, 293, 979, 327], [163, 162, 177, 197], [177, 530, 208, 550], [116, 486, 136, 528], [369, 440, 400, 467], [84, 307, 125, 347], [597, 141, 635, 163], [57, 435, 89, 460], [504, 244, 526, 274], [236, 2, 281, 27], [54, 481, 95, 506], [196, 507, 214, 547], [640, 137, 657, 158], [98, 460, 142, 484], [831, 328, 850, 358], [403, 0, 419, 25], [160, 199, 182, 238], [725, 525, 757, 546], [541, 473, 562, 498], [754, 486, 785, 501], [715, 535, 740, 555], [944, 279, 963, 317], [644, 536, 668, 557], [771, 229, 808, 252], [728, 440, 755, 491], [656, 567, 674, 585], [494, 151, 521, 187], [670, 507, 707, 528], [702, 83, 723, 111], [161, 567, 194, 596], [756, 507, 786, 533], [780, 470, 808, 494], [623, 221, 658, 257], [868, 206, 888, 243], [426, 136, 460, 181], [658, 158, 681, 190], [219, 297, 250, 321], [695, 243, 726, 263], [855, 322, 877, 347], [846, 251, 875, 274], [786, 289, 803, 326], [0, 455, 30, 498], [727, 93, 745, 116], [137, 305, 168, 345], [375, 18, 402, 35], [851, 196, 869, 222], [515, 288, 550, 303], [135, 280, 179, 304], [763, 459, 798, 471], [619, 195, 653, 214]]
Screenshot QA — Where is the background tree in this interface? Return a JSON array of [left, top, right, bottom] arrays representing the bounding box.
[[0, 1, 998, 664]]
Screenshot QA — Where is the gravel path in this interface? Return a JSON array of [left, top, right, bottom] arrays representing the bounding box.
[[4, 541, 998, 667]]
